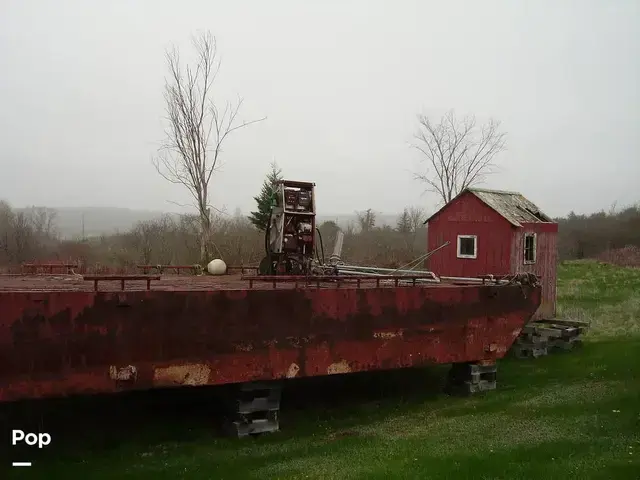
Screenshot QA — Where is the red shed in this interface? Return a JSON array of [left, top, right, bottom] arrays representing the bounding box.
[[424, 188, 558, 320]]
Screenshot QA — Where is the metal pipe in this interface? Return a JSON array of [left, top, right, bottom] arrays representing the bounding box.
[[336, 265, 438, 278], [329, 230, 345, 264], [392, 241, 450, 272], [439, 276, 482, 282], [242, 273, 441, 282], [336, 268, 513, 285], [334, 269, 388, 277], [439, 276, 510, 284], [335, 268, 441, 283], [337, 265, 432, 274], [338, 271, 441, 284]]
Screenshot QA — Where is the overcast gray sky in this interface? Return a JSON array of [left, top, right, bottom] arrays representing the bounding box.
[[1, 0, 638, 218]]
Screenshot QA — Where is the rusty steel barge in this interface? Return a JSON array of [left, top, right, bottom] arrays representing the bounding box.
[[0, 270, 541, 435], [0, 181, 543, 436]]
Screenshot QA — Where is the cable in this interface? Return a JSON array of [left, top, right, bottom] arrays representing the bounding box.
[[315, 227, 325, 265], [262, 210, 273, 275], [264, 216, 271, 256], [389, 241, 451, 274]]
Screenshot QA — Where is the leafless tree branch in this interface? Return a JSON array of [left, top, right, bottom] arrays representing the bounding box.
[[152, 30, 266, 261], [411, 110, 507, 205]]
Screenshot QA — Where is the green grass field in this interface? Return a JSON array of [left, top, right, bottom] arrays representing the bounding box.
[[5, 261, 640, 479]]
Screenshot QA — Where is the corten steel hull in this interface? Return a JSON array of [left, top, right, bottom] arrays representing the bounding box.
[[0, 275, 541, 402]]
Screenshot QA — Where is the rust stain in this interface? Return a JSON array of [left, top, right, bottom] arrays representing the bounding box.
[[373, 330, 404, 339], [305, 289, 359, 321], [327, 360, 351, 374], [109, 365, 137, 381], [286, 363, 300, 378], [235, 343, 254, 352], [153, 364, 211, 386], [478, 359, 496, 366]]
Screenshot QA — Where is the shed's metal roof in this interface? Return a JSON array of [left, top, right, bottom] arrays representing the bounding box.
[[424, 188, 554, 227]]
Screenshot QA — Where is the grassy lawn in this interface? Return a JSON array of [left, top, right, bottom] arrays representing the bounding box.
[[4, 260, 640, 479]]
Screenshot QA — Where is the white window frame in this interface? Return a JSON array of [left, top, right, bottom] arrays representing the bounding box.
[[523, 232, 537, 264], [457, 235, 477, 259]]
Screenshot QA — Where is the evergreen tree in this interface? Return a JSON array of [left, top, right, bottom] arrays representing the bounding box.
[[396, 208, 412, 233], [248, 162, 283, 231]]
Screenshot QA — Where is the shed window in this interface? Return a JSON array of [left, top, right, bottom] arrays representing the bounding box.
[[457, 235, 477, 259], [524, 233, 537, 264]]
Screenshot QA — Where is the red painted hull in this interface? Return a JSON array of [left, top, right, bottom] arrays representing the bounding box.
[[0, 275, 541, 402]]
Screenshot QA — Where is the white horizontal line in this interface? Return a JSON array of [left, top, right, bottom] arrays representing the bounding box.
[[12, 462, 32, 467]]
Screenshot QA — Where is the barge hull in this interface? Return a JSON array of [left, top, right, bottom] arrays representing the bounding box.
[[0, 277, 541, 402]]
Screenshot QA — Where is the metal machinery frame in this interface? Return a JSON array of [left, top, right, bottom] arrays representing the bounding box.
[[260, 180, 318, 276]]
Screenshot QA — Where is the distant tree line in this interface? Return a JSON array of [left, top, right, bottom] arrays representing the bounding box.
[[1, 198, 639, 272], [0, 201, 59, 265], [555, 204, 640, 261]]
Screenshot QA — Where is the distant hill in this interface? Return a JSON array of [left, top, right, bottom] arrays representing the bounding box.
[[317, 213, 400, 229], [16, 207, 169, 239], [17, 207, 405, 239]]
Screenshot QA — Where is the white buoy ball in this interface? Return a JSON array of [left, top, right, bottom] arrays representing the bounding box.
[[207, 259, 227, 275]]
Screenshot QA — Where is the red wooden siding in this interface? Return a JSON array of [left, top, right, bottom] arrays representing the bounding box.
[[510, 222, 558, 319], [425, 189, 559, 320], [426, 193, 513, 277]]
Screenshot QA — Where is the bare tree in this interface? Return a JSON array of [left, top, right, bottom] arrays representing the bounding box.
[[396, 206, 427, 255], [0, 201, 15, 263], [27, 207, 57, 239], [408, 206, 426, 233], [413, 110, 507, 204], [356, 209, 376, 233], [153, 31, 266, 262], [12, 212, 34, 263], [129, 221, 155, 265]]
